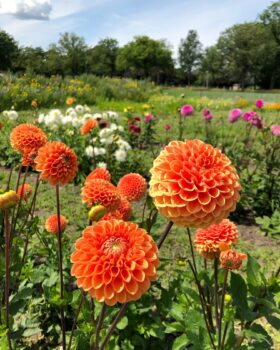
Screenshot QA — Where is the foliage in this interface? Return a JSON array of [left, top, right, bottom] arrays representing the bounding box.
[[256, 210, 280, 239]]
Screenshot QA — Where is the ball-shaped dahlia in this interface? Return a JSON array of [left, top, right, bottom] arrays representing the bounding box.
[[101, 210, 124, 221], [220, 250, 247, 270], [180, 105, 194, 117], [80, 119, 97, 135], [85, 168, 111, 184], [117, 173, 147, 201], [194, 219, 238, 259], [10, 124, 48, 165], [17, 184, 33, 201], [71, 220, 159, 305], [45, 214, 68, 234], [82, 179, 121, 211], [149, 139, 241, 228], [118, 197, 132, 221], [35, 142, 78, 186]]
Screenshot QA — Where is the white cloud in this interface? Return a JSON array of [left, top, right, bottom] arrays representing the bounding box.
[[0, 0, 52, 20]]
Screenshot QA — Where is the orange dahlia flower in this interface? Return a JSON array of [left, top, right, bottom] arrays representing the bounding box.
[[194, 219, 238, 259], [149, 139, 241, 228], [101, 210, 123, 221], [35, 142, 78, 186], [82, 179, 121, 211], [80, 119, 97, 135], [117, 197, 132, 221], [220, 250, 247, 270], [45, 214, 68, 234], [17, 184, 33, 201], [85, 168, 111, 184], [66, 97, 74, 105], [71, 219, 159, 305], [31, 101, 38, 108], [117, 173, 147, 201], [10, 124, 48, 165]]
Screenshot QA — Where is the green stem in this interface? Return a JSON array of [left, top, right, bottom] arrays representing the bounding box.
[[218, 269, 229, 349], [4, 209, 12, 350]]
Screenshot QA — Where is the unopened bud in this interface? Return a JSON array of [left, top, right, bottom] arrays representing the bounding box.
[[0, 190, 20, 210], [88, 205, 107, 221], [224, 294, 232, 303]]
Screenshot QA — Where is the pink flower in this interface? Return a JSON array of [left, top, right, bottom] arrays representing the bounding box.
[[255, 99, 264, 109], [144, 114, 153, 123], [228, 109, 242, 123], [180, 105, 194, 117], [249, 113, 264, 129], [271, 124, 280, 137], [243, 111, 255, 122], [203, 108, 213, 122], [165, 123, 171, 131]]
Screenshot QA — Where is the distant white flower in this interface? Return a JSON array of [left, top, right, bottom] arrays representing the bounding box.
[[72, 117, 82, 128], [2, 111, 8, 117], [99, 128, 113, 139], [69, 111, 78, 119], [118, 125, 124, 132], [50, 109, 62, 118], [44, 114, 57, 126], [116, 139, 131, 150], [110, 123, 118, 131], [38, 113, 45, 123], [100, 135, 114, 145], [65, 130, 74, 137], [75, 105, 84, 114], [62, 116, 73, 125], [107, 111, 119, 119], [8, 110, 18, 120], [97, 162, 107, 169], [94, 147, 106, 156], [85, 145, 94, 157], [84, 105, 91, 113], [92, 113, 102, 120], [115, 149, 127, 162]]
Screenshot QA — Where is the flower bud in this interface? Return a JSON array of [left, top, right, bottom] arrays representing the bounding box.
[[224, 294, 232, 303], [0, 191, 20, 210], [88, 205, 107, 222]]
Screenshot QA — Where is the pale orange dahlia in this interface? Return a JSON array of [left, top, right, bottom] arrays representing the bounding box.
[[45, 214, 68, 234], [17, 184, 33, 201], [82, 179, 121, 211], [85, 168, 111, 184], [35, 142, 78, 186], [80, 119, 97, 135], [194, 219, 238, 259], [71, 220, 159, 305], [220, 250, 247, 270], [117, 173, 147, 201], [149, 139, 241, 228], [117, 197, 132, 221], [10, 124, 48, 166]]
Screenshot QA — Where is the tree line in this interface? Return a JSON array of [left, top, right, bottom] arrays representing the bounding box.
[[0, 1, 279, 89]]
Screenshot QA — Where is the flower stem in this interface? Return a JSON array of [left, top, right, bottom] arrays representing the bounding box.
[[93, 303, 107, 350], [218, 269, 229, 350], [56, 185, 66, 350], [214, 258, 219, 329], [157, 221, 174, 249], [4, 209, 12, 350], [67, 293, 85, 350], [187, 228, 197, 273]]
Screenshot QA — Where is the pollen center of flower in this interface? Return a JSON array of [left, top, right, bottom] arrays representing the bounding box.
[[102, 237, 127, 256]]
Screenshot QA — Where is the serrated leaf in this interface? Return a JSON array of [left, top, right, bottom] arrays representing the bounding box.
[[172, 334, 188, 350]]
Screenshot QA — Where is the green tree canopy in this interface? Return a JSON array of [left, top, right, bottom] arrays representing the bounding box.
[[0, 30, 19, 71]]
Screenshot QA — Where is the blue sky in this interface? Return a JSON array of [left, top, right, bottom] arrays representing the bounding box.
[[0, 0, 273, 55]]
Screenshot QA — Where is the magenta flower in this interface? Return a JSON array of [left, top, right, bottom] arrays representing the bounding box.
[[255, 99, 264, 109], [271, 124, 280, 137], [180, 105, 194, 117], [165, 123, 171, 131], [249, 113, 264, 129], [243, 111, 255, 122], [228, 109, 242, 123], [144, 114, 153, 123], [203, 108, 213, 122]]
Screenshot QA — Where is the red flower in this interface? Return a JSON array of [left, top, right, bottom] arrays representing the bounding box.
[[71, 220, 159, 305], [45, 214, 68, 234]]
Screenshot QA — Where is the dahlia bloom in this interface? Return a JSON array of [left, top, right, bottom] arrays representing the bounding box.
[[117, 197, 132, 221], [35, 142, 78, 186], [0, 191, 20, 210], [220, 249, 247, 270], [31, 101, 38, 108], [203, 109, 213, 122], [45, 214, 68, 234], [118, 173, 147, 201], [85, 168, 111, 184], [82, 179, 121, 211], [17, 184, 33, 201], [70, 220, 159, 305], [271, 124, 280, 137], [255, 99, 264, 109], [144, 114, 153, 123], [228, 109, 242, 123], [149, 139, 241, 228], [66, 97, 74, 105], [249, 114, 264, 129], [80, 119, 97, 135], [180, 105, 194, 117], [243, 111, 255, 122], [165, 124, 171, 131], [194, 219, 238, 259], [10, 124, 48, 166], [101, 210, 124, 221]]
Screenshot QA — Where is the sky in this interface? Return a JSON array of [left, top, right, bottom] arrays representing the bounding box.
[[0, 0, 274, 54]]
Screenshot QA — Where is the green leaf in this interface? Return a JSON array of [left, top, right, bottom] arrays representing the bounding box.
[[230, 272, 248, 320], [247, 255, 264, 297], [165, 322, 185, 334], [169, 304, 185, 323], [116, 316, 128, 330], [172, 334, 188, 350]]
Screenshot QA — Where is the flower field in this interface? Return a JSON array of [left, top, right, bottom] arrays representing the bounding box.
[[0, 80, 280, 350]]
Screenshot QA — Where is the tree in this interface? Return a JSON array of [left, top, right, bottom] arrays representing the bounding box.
[[260, 1, 280, 44], [15, 47, 45, 74], [178, 30, 202, 85], [87, 38, 119, 76], [116, 36, 174, 83], [0, 30, 19, 71], [53, 32, 88, 75]]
